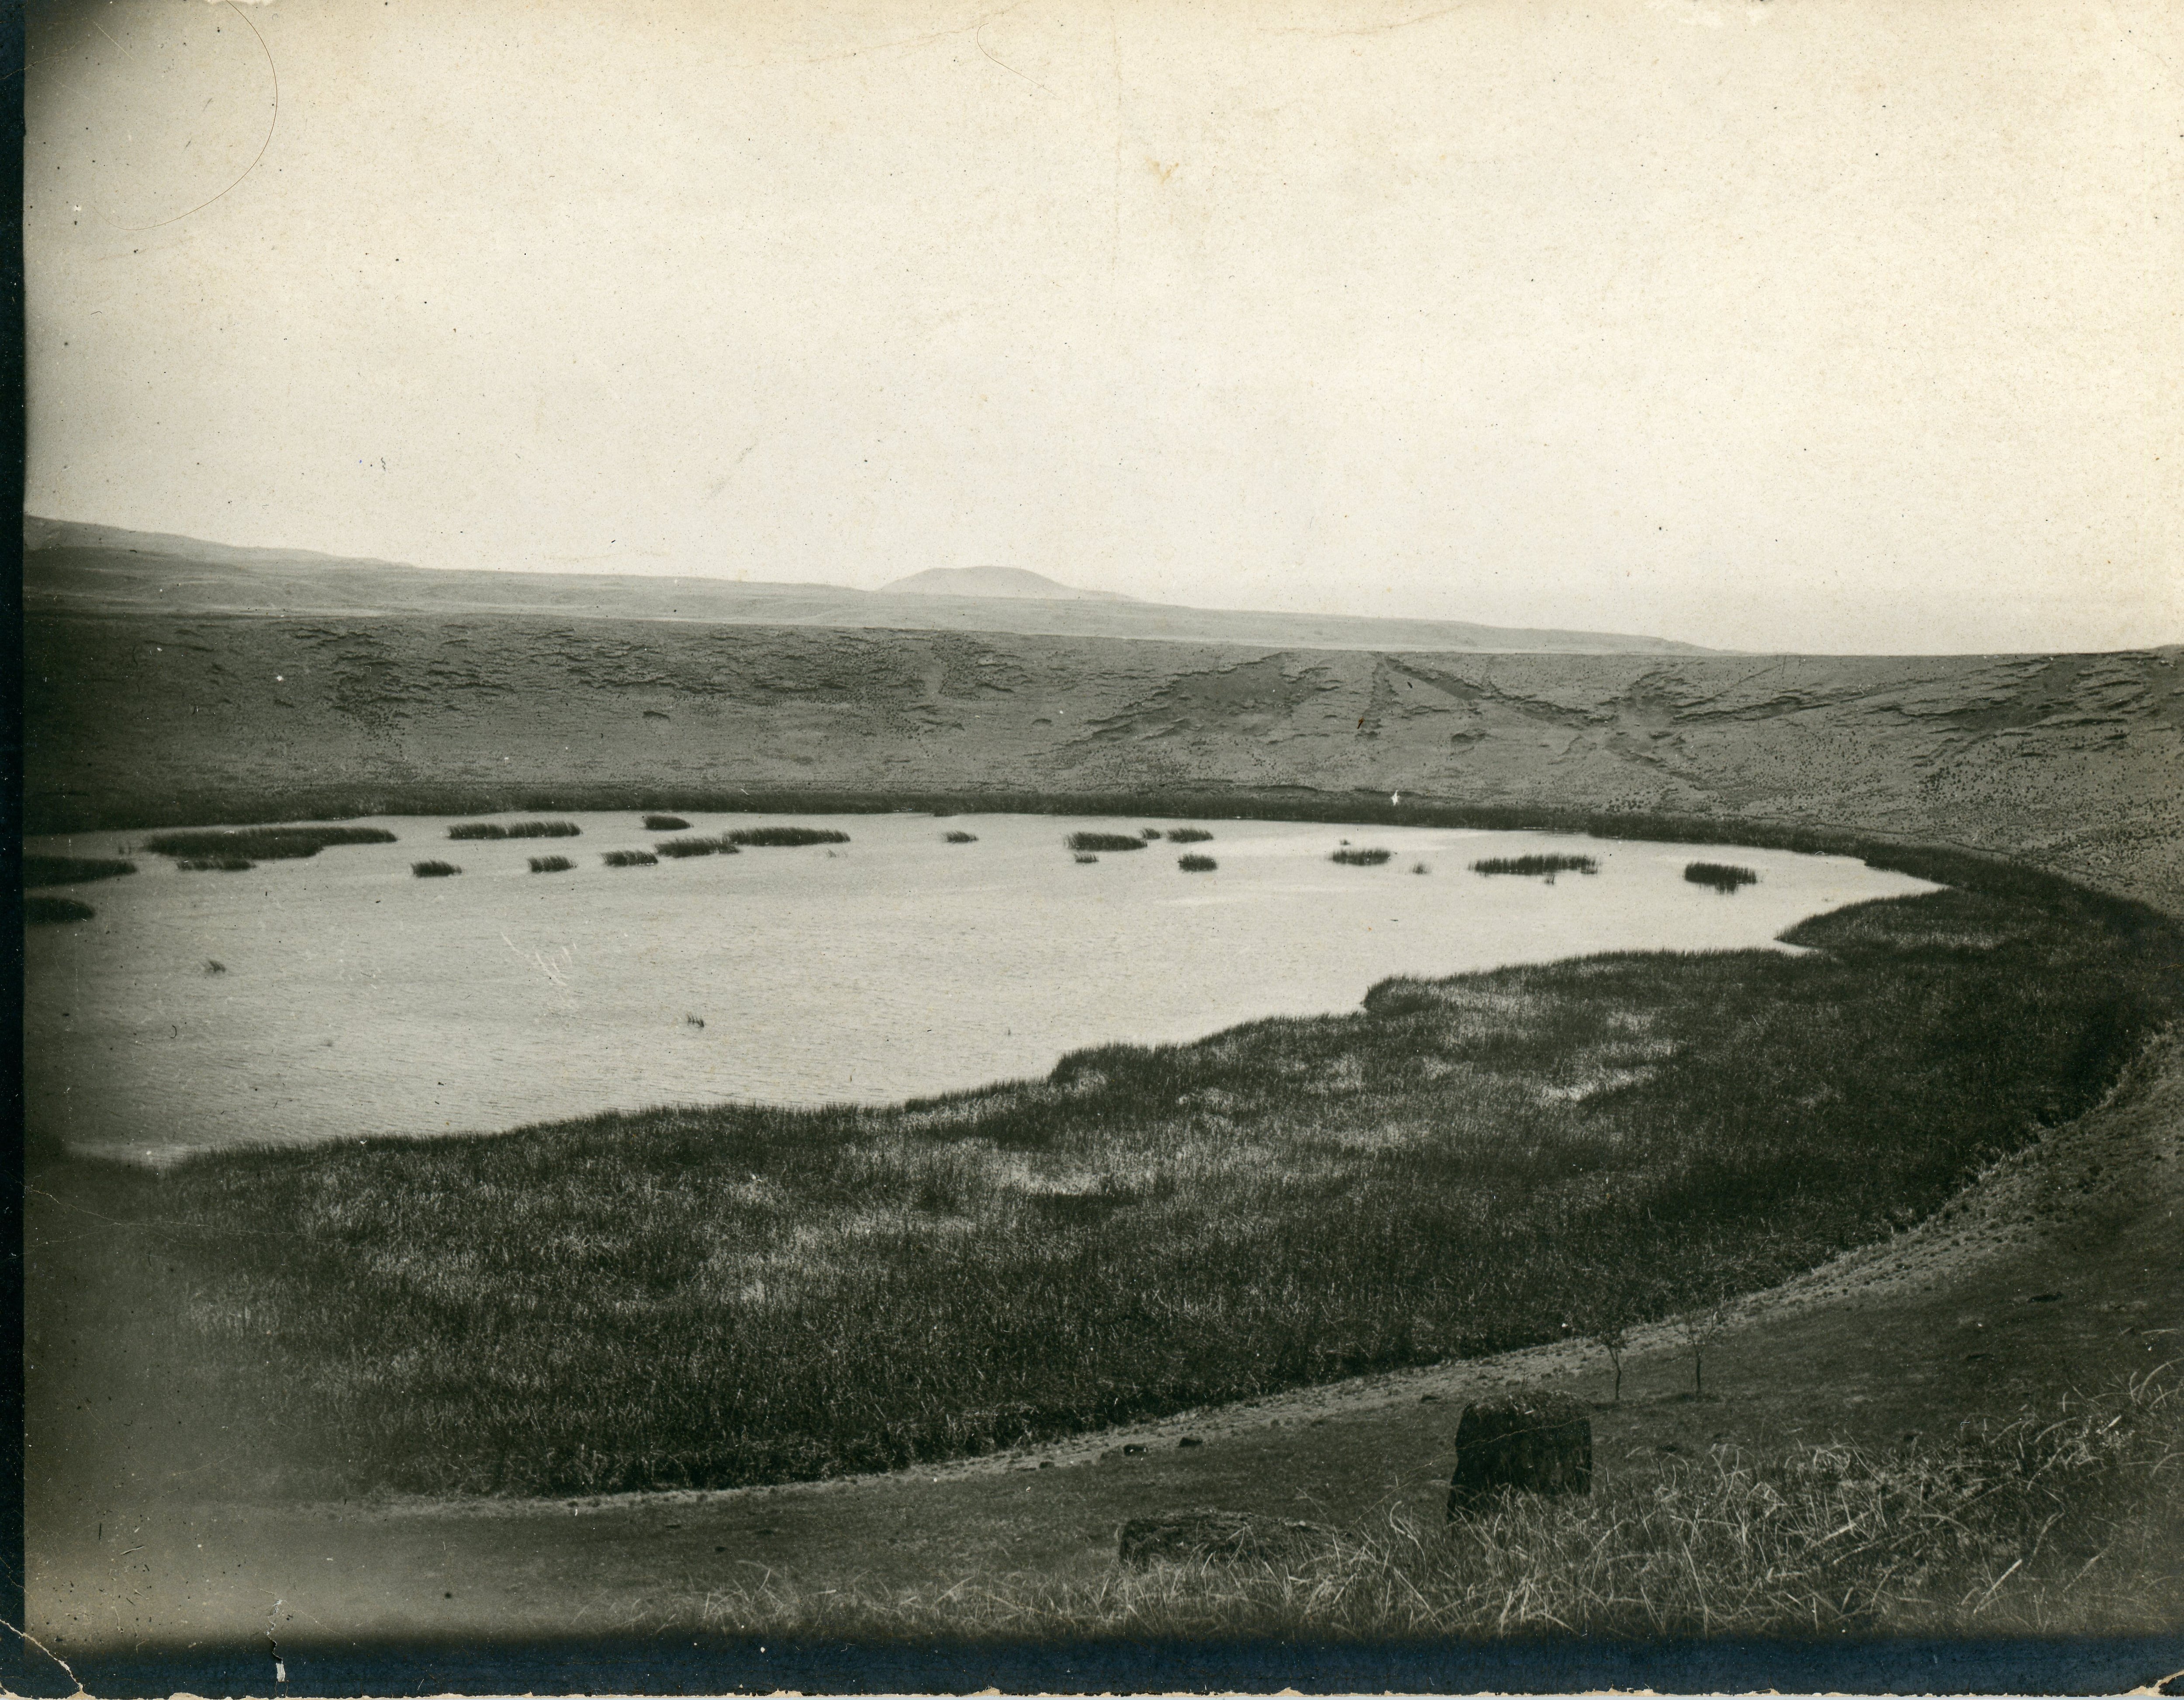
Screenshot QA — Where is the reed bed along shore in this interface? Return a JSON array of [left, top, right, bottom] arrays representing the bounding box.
[[143, 825, 396, 861], [691, 1371, 2183, 1641], [22, 854, 135, 887], [86, 866, 2181, 1502]]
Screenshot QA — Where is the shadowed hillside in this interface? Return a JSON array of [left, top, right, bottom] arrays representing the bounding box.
[[24, 605, 2184, 910]]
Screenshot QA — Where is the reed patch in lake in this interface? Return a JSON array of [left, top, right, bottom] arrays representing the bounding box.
[[178, 857, 255, 873], [1331, 847, 1394, 866], [23, 855, 136, 888], [724, 826, 852, 848], [943, 831, 979, 844], [448, 821, 581, 841], [602, 849, 659, 868], [146, 826, 396, 861], [642, 814, 690, 831], [1471, 854, 1599, 878], [1686, 862, 1760, 893], [24, 895, 95, 925], [411, 860, 463, 879], [1178, 854, 1217, 873], [527, 855, 575, 874], [1167, 827, 1214, 843], [1070, 831, 1148, 852]]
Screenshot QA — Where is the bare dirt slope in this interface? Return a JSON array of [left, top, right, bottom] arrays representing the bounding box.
[[24, 606, 2184, 910]]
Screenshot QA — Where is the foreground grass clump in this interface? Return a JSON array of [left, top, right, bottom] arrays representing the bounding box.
[[1330, 847, 1393, 866], [411, 860, 462, 878], [602, 850, 658, 868], [944, 831, 979, 844], [696, 1373, 2184, 1641], [1471, 854, 1599, 878], [1068, 831, 1148, 852], [22, 854, 135, 887], [643, 814, 691, 831], [1178, 854, 1218, 873], [1686, 862, 1759, 893], [145, 826, 395, 861], [527, 855, 575, 874], [24, 895, 95, 925], [114, 874, 2183, 1499], [725, 826, 852, 847], [1167, 827, 1214, 843]]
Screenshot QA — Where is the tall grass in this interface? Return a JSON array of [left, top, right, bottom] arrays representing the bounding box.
[[145, 826, 395, 860], [693, 1372, 2184, 1640], [1686, 862, 1759, 893], [22, 854, 135, 887], [176, 857, 254, 873], [1167, 828, 1214, 843], [1068, 832, 1147, 852], [411, 860, 462, 878], [24, 895, 95, 924], [642, 814, 691, 831], [602, 850, 658, 868], [108, 879, 2183, 1500], [944, 831, 980, 844], [1471, 854, 1598, 877], [449, 821, 581, 841], [527, 855, 574, 874], [1331, 847, 1393, 866], [1178, 854, 1217, 873]]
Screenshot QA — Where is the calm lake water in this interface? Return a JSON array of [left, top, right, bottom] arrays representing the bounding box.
[[24, 812, 1935, 1162]]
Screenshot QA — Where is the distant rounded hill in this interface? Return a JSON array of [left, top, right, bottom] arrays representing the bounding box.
[[878, 566, 1136, 603]]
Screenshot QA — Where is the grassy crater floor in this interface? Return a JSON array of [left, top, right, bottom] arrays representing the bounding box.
[[70, 870, 2184, 1502]]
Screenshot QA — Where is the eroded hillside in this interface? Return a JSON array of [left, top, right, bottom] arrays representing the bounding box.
[[24, 610, 2184, 909]]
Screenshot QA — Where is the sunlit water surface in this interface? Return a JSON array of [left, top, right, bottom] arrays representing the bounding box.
[[24, 812, 1935, 1160]]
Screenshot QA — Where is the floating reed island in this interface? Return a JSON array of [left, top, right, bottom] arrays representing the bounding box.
[[23, 854, 135, 887], [1470, 853, 1599, 878], [1686, 861, 1760, 893], [1178, 853, 1217, 873], [145, 825, 396, 861], [1330, 846, 1394, 866], [1068, 831, 1149, 852], [411, 860, 462, 878], [448, 821, 581, 841], [641, 814, 690, 831]]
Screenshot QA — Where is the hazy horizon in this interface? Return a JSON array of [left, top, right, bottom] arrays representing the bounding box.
[[24, 0, 2183, 654]]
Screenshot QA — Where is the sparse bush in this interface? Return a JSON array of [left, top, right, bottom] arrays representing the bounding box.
[[411, 860, 462, 878], [602, 850, 658, 868], [1068, 832, 1147, 852], [1178, 854, 1217, 873], [24, 895, 94, 925], [724, 827, 851, 848], [1471, 854, 1598, 878], [643, 815, 691, 831], [1686, 862, 1759, 893], [178, 857, 255, 873], [943, 831, 979, 844], [1331, 847, 1393, 866], [148, 826, 395, 860], [527, 855, 574, 874], [1166, 828, 1214, 843], [23, 855, 135, 888]]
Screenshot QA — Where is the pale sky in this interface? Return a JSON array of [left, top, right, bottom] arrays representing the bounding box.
[[24, 0, 2184, 653]]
